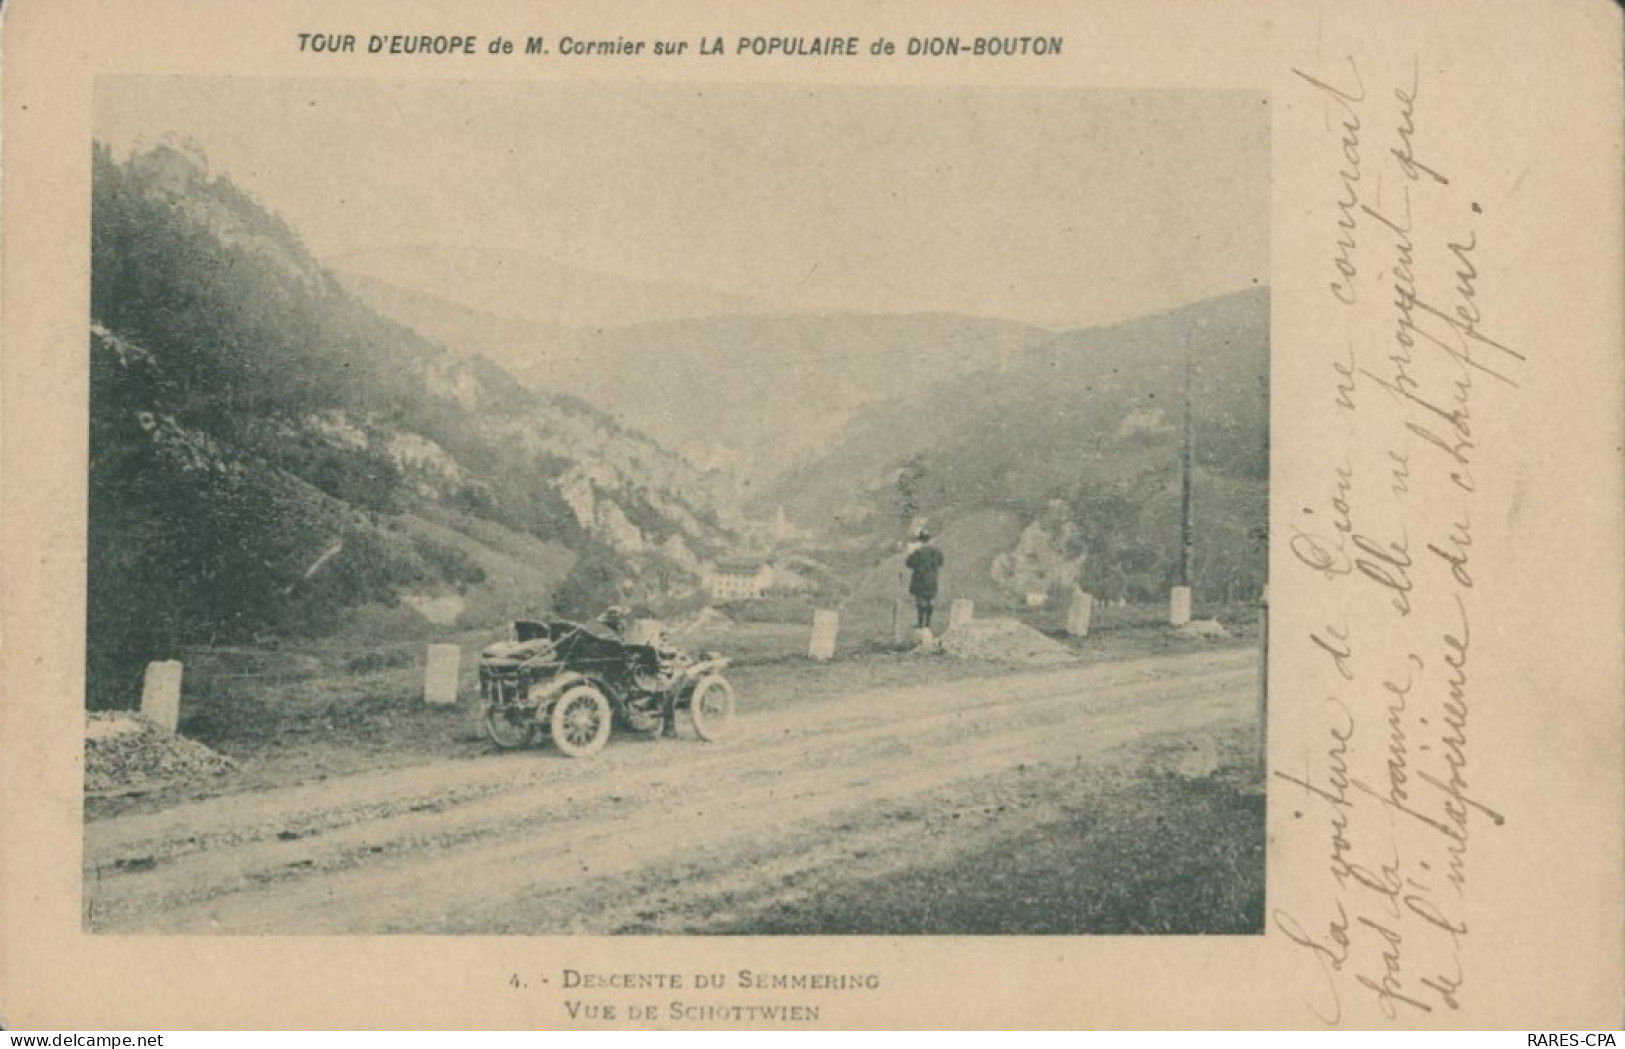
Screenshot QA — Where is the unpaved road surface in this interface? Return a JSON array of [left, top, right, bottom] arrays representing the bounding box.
[[84, 648, 1259, 934]]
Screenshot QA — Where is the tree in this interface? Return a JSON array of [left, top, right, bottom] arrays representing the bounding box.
[[552, 544, 628, 620], [895, 454, 928, 529]]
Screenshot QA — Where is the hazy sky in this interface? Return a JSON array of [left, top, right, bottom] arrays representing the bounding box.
[[96, 77, 1268, 330]]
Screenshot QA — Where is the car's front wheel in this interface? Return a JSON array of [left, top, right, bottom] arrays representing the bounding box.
[[550, 684, 613, 757], [688, 675, 735, 742]]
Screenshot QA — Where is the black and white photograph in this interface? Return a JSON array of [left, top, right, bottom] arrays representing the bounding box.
[[81, 75, 1272, 936], [2, 0, 1621, 1032]]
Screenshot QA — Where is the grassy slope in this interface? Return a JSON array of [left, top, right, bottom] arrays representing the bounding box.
[[765, 287, 1269, 528], [390, 508, 575, 626]]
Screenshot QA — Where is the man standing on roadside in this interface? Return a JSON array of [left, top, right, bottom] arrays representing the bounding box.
[[905, 529, 945, 630]]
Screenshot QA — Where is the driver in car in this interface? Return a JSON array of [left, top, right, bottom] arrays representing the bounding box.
[[594, 606, 679, 739], [591, 605, 632, 639]]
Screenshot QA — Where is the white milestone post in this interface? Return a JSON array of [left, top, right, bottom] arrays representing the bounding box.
[[424, 644, 461, 705], [1169, 586, 1193, 627], [1067, 589, 1094, 637], [948, 599, 974, 631], [809, 610, 840, 661], [140, 660, 184, 733]]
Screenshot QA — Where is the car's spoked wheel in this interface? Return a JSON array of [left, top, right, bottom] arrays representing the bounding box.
[[550, 685, 613, 757], [483, 702, 536, 749], [688, 676, 735, 742]]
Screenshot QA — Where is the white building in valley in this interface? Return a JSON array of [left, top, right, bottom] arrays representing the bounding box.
[[704, 558, 775, 601]]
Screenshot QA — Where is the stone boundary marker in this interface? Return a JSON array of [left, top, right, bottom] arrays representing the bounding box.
[[1067, 589, 1094, 637], [424, 644, 461, 705], [948, 599, 974, 631], [809, 610, 840, 661], [140, 660, 184, 733], [1169, 585, 1193, 627]]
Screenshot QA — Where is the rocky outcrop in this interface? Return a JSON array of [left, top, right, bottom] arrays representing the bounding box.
[[990, 502, 1086, 598], [416, 356, 729, 562]]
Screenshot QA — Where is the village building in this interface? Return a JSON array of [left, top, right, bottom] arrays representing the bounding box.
[[704, 557, 775, 601]]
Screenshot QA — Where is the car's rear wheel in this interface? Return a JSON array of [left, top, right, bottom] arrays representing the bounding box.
[[688, 675, 735, 742], [550, 684, 613, 757]]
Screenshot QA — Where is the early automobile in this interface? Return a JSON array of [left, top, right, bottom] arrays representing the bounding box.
[[477, 608, 735, 756]]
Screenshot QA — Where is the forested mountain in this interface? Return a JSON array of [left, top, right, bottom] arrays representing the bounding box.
[[88, 144, 733, 707], [760, 288, 1270, 605]]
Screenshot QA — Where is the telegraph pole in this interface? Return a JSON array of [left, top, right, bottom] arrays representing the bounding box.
[[1179, 341, 1194, 587], [1170, 333, 1194, 626]]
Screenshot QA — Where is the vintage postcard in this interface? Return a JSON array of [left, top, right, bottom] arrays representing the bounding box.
[[2, 0, 1620, 1030]]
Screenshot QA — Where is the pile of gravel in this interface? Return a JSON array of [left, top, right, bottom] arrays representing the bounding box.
[[85, 712, 237, 795], [1175, 619, 1231, 640], [938, 618, 1077, 666]]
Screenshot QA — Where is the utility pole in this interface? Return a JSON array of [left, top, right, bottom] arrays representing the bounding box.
[[1179, 339, 1194, 587], [1170, 332, 1195, 626]]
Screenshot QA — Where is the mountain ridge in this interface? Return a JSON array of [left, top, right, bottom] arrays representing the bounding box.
[[325, 243, 775, 329], [337, 269, 1058, 485]]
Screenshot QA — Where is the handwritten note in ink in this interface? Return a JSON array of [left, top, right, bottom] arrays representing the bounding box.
[[1275, 49, 1526, 1025]]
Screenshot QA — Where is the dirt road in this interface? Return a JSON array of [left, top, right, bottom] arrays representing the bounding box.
[[84, 647, 1260, 935]]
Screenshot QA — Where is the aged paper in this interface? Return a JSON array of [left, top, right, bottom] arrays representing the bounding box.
[[3, 0, 1621, 1030]]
